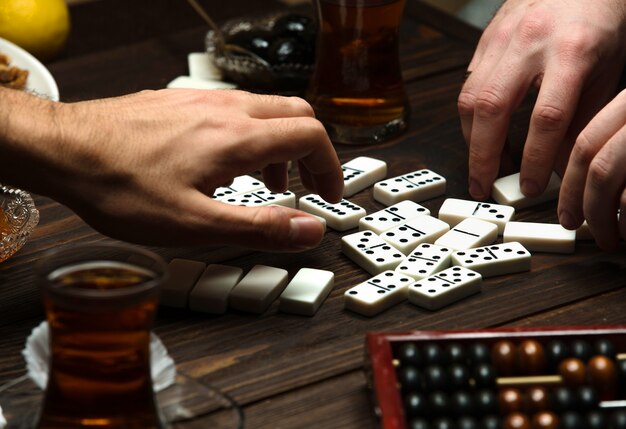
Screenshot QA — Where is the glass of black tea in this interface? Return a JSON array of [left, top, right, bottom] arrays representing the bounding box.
[[35, 242, 168, 429]]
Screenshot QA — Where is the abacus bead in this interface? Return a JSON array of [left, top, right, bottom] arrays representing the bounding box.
[[446, 343, 466, 364], [518, 339, 546, 374], [531, 411, 558, 429], [593, 338, 615, 357], [405, 392, 428, 417], [473, 363, 496, 388], [480, 415, 501, 429], [611, 411, 626, 429], [409, 418, 431, 429], [399, 366, 422, 392], [399, 343, 423, 367], [618, 358, 626, 395], [586, 410, 609, 429], [468, 342, 491, 365], [587, 355, 617, 395], [458, 416, 478, 429], [577, 386, 599, 411], [525, 387, 550, 412], [545, 340, 569, 371], [424, 365, 449, 391], [503, 412, 530, 429], [561, 412, 584, 429], [552, 387, 577, 412], [449, 364, 471, 389], [492, 340, 517, 375], [475, 389, 498, 415], [428, 391, 449, 416], [558, 358, 586, 387], [450, 391, 474, 417], [424, 343, 444, 365], [433, 418, 455, 429], [571, 340, 592, 361], [498, 388, 524, 414]]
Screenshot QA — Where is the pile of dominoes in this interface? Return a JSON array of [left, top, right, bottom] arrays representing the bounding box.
[[158, 155, 588, 317]]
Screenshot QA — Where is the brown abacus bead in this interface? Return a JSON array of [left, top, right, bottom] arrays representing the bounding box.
[[587, 355, 617, 398], [504, 412, 531, 429], [518, 340, 546, 375], [492, 340, 518, 376], [499, 388, 524, 413], [558, 358, 586, 387], [525, 387, 550, 413], [531, 411, 558, 429]]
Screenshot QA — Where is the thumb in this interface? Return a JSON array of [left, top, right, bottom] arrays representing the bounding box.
[[207, 203, 326, 252]]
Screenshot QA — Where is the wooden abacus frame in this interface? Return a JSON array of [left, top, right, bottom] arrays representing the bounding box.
[[365, 326, 626, 429]]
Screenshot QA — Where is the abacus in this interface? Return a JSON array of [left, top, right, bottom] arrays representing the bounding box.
[[365, 327, 626, 429]]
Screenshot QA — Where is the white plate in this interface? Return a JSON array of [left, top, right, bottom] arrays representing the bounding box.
[[0, 37, 59, 101]]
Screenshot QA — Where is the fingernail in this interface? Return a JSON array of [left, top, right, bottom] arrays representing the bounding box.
[[521, 179, 540, 197], [289, 216, 324, 249], [558, 210, 575, 229], [469, 179, 485, 200]]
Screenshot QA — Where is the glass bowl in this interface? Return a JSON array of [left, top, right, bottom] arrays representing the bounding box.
[[205, 12, 315, 94], [0, 184, 39, 263]]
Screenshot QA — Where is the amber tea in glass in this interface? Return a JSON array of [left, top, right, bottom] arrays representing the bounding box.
[[36, 243, 168, 429], [307, 0, 409, 144]]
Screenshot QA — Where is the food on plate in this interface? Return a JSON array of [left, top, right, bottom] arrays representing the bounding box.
[[0, 52, 28, 90]]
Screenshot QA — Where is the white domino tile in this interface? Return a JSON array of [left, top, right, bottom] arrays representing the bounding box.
[[381, 216, 450, 255], [344, 270, 415, 317], [160, 259, 206, 308], [188, 264, 244, 314], [342, 156, 387, 197], [408, 266, 482, 310], [492, 172, 561, 210], [451, 242, 531, 278], [212, 175, 265, 200], [279, 268, 335, 316], [373, 169, 446, 206], [434, 218, 498, 251], [221, 188, 296, 208], [395, 243, 453, 280], [341, 230, 405, 275], [229, 265, 289, 314], [188, 52, 222, 80], [359, 200, 430, 234], [503, 221, 576, 253], [438, 198, 514, 234], [166, 75, 237, 90], [299, 194, 366, 231]]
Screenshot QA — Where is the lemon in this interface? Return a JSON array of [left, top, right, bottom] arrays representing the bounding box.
[[0, 0, 70, 61]]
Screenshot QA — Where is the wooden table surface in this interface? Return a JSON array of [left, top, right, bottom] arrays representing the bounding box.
[[2, 1, 626, 428]]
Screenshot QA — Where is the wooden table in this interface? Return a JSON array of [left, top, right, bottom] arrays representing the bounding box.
[[2, 1, 626, 427]]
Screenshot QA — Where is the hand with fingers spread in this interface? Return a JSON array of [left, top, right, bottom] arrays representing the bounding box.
[[559, 89, 626, 250], [458, 0, 626, 201], [0, 87, 344, 251]]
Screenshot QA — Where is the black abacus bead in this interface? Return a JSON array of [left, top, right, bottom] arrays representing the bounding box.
[[552, 387, 577, 413], [593, 338, 616, 357], [570, 340, 592, 362], [586, 410, 609, 429], [480, 415, 501, 429], [546, 340, 569, 371], [472, 363, 496, 388], [450, 391, 474, 417], [467, 342, 491, 365], [446, 343, 466, 364], [618, 358, 626, 395], [449, 364, 471, 389], [399, 366, 422, 392], [409, 418, 430, 429], [424, 343, 444, 365], [432, 418, 455, 429], [577, 386, 599, 412], [428, 391, 450, 416], [611, 410, 626, 429], [424, 365, 449, 391], [405, 392, 428, 417], [399, 343, 424, 367], [474, 389, 498, 416], [458, 416, 478, 429], [561, 412, 584, 429]]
